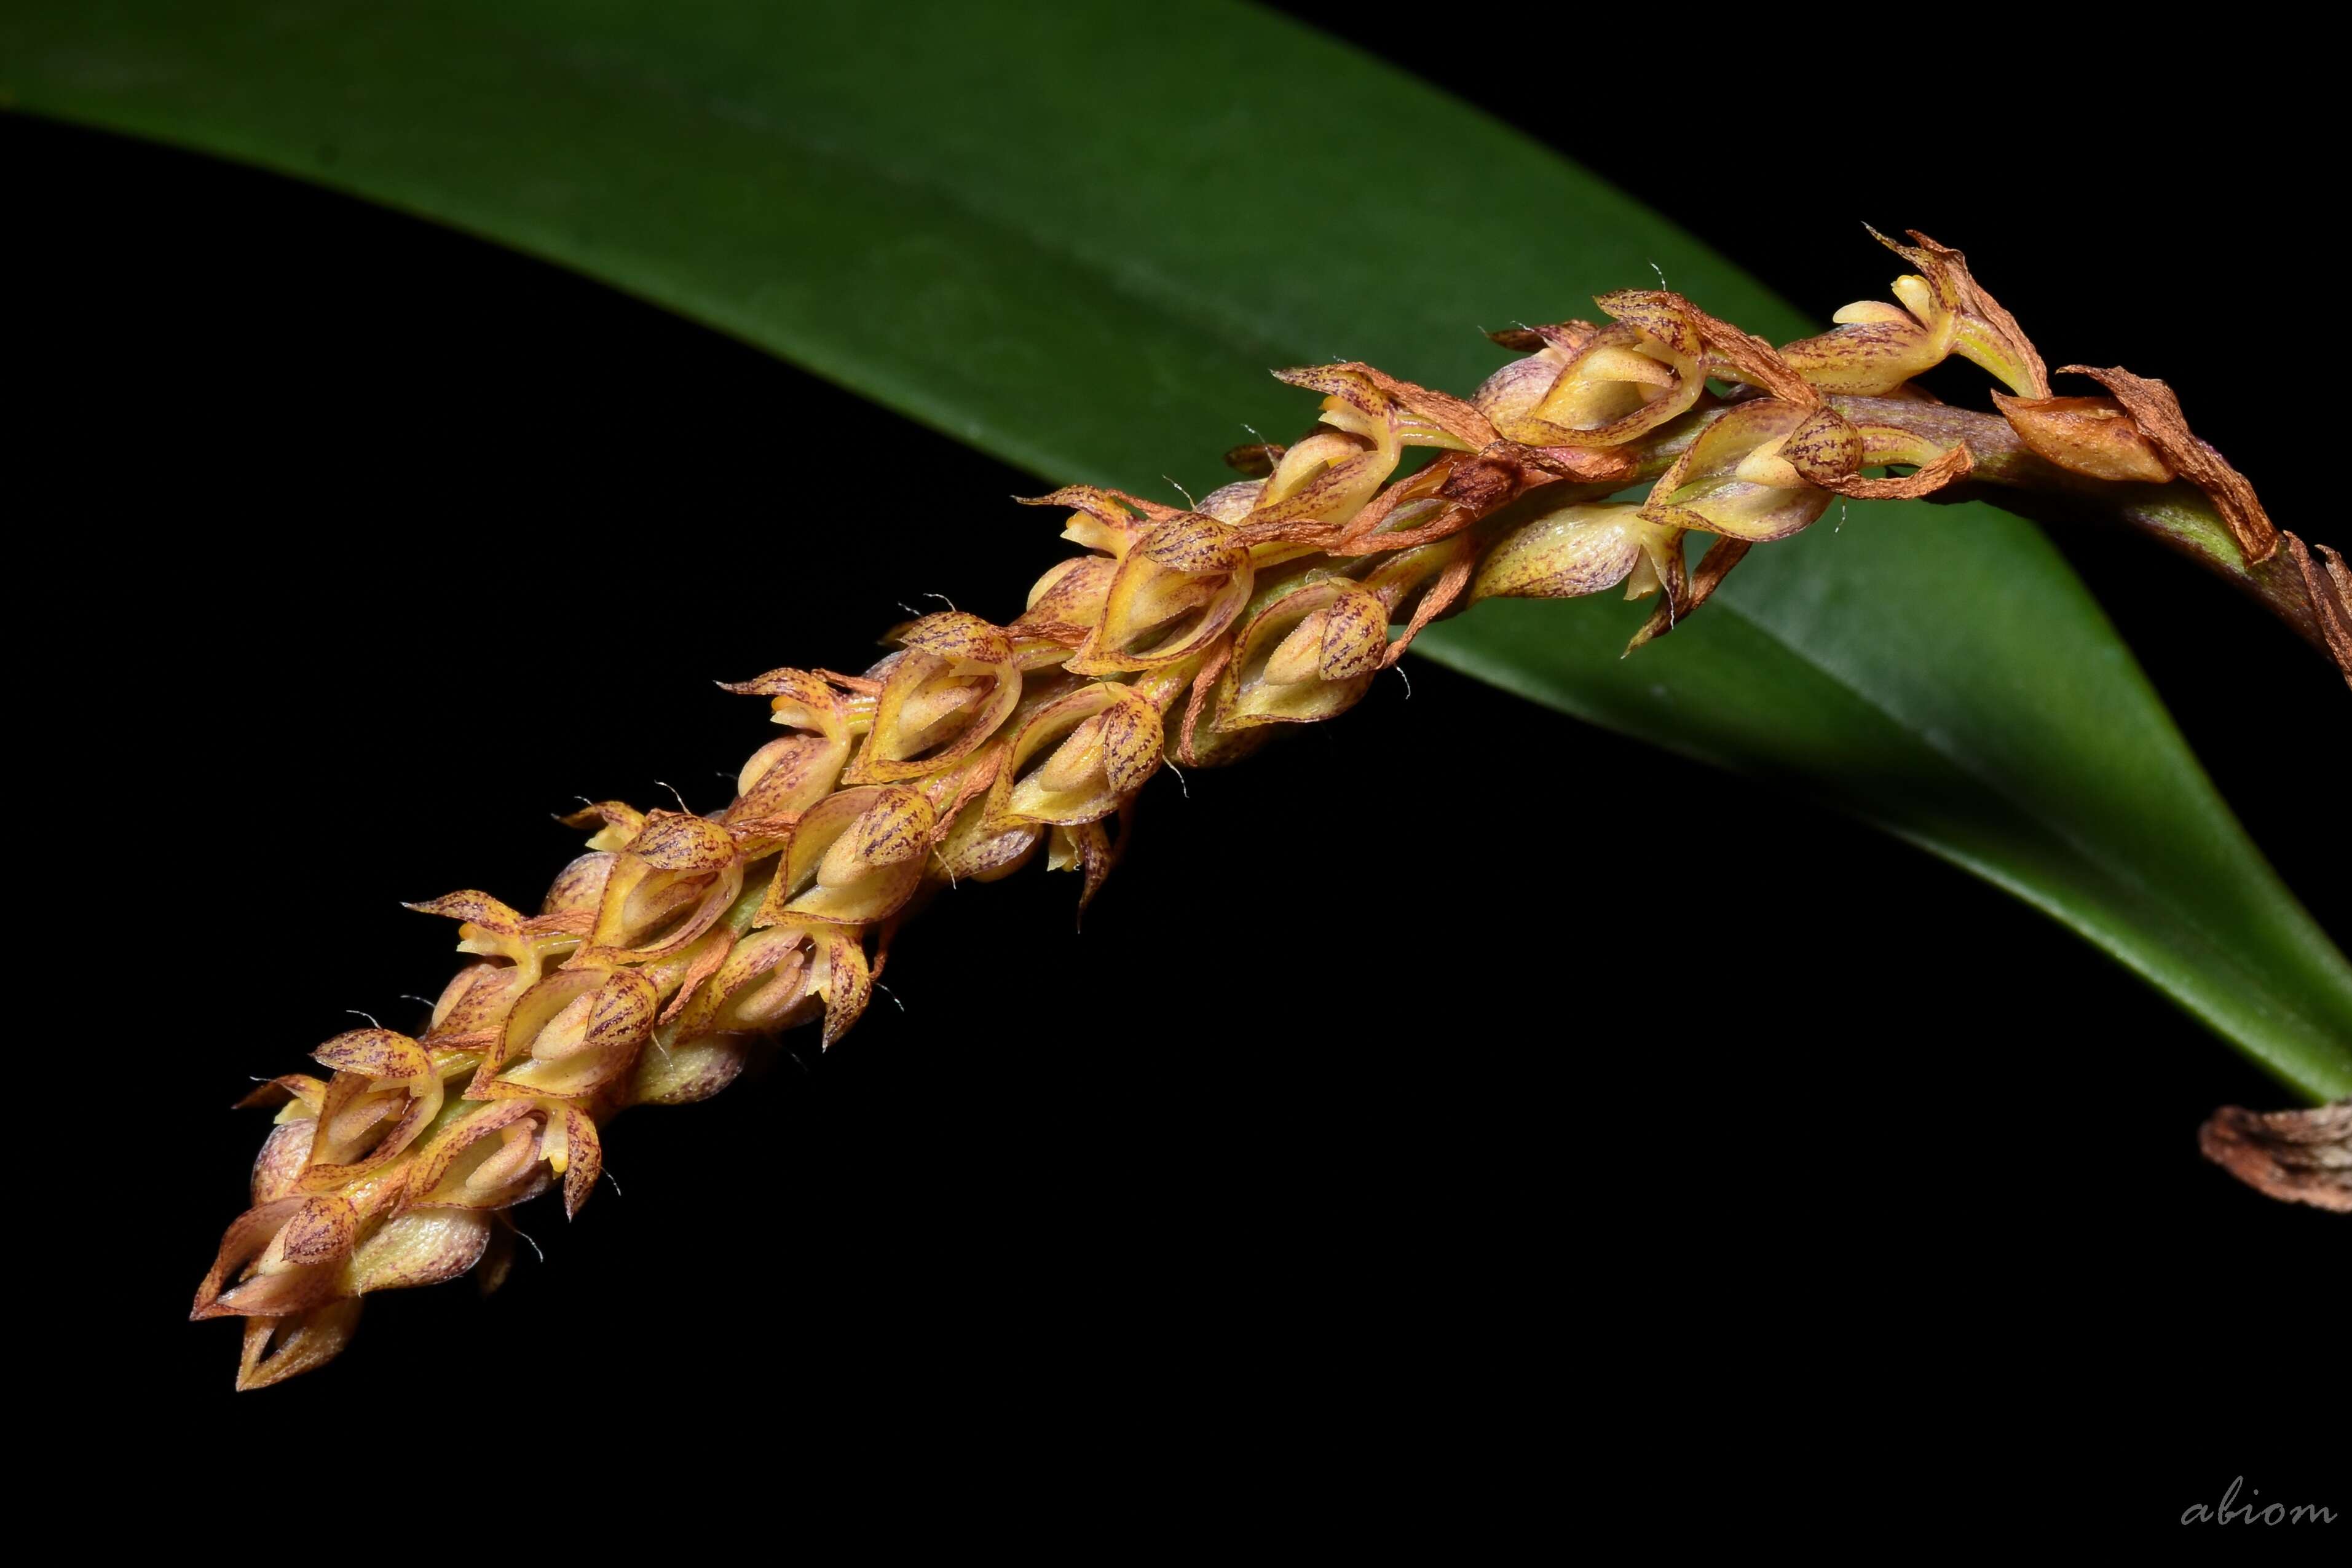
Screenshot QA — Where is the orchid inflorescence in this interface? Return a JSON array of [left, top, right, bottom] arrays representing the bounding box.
[[195, 229, 2348, 1389]]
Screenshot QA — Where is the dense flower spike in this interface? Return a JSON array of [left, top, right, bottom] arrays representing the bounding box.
[[195, 230, 2345, 1389]]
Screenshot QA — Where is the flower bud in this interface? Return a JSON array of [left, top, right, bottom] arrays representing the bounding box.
[[933, 793, 1044, 884], [620, 1029, 757, 1106], [339, 1208, 494, 1294], [1196, 478, 1265, 522], [1467, 503, 1680, 604], [250, 1114, 317, 1204]]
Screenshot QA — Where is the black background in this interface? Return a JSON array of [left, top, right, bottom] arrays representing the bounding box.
[[17, 5, 2345, 1532]]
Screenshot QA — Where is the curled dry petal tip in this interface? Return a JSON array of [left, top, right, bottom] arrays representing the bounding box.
[[2198, 1100, 2351, 1212], [2279, 535, 2352, 690], [2054, 364, 2278, 564]]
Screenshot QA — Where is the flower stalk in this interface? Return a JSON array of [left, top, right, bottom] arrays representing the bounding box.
[[195, 229, 2348, 1389]]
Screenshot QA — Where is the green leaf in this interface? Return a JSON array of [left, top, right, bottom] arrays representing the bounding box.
[[8, 0, 2346, 1098]]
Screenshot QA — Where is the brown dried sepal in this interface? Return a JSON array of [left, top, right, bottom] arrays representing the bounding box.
[[1515, 443, 1642, 486], [2056, 365, 2278, 564], [2197, 1100, 2351, 1212], [1174, 640, 1234, 769], [1772, 406, 1976, 501], [2279, 534, 2352, 688], [1485, 320, 1599, 355], [1812, 439, 1976, 501], [1989, 393, 2174, 484]]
